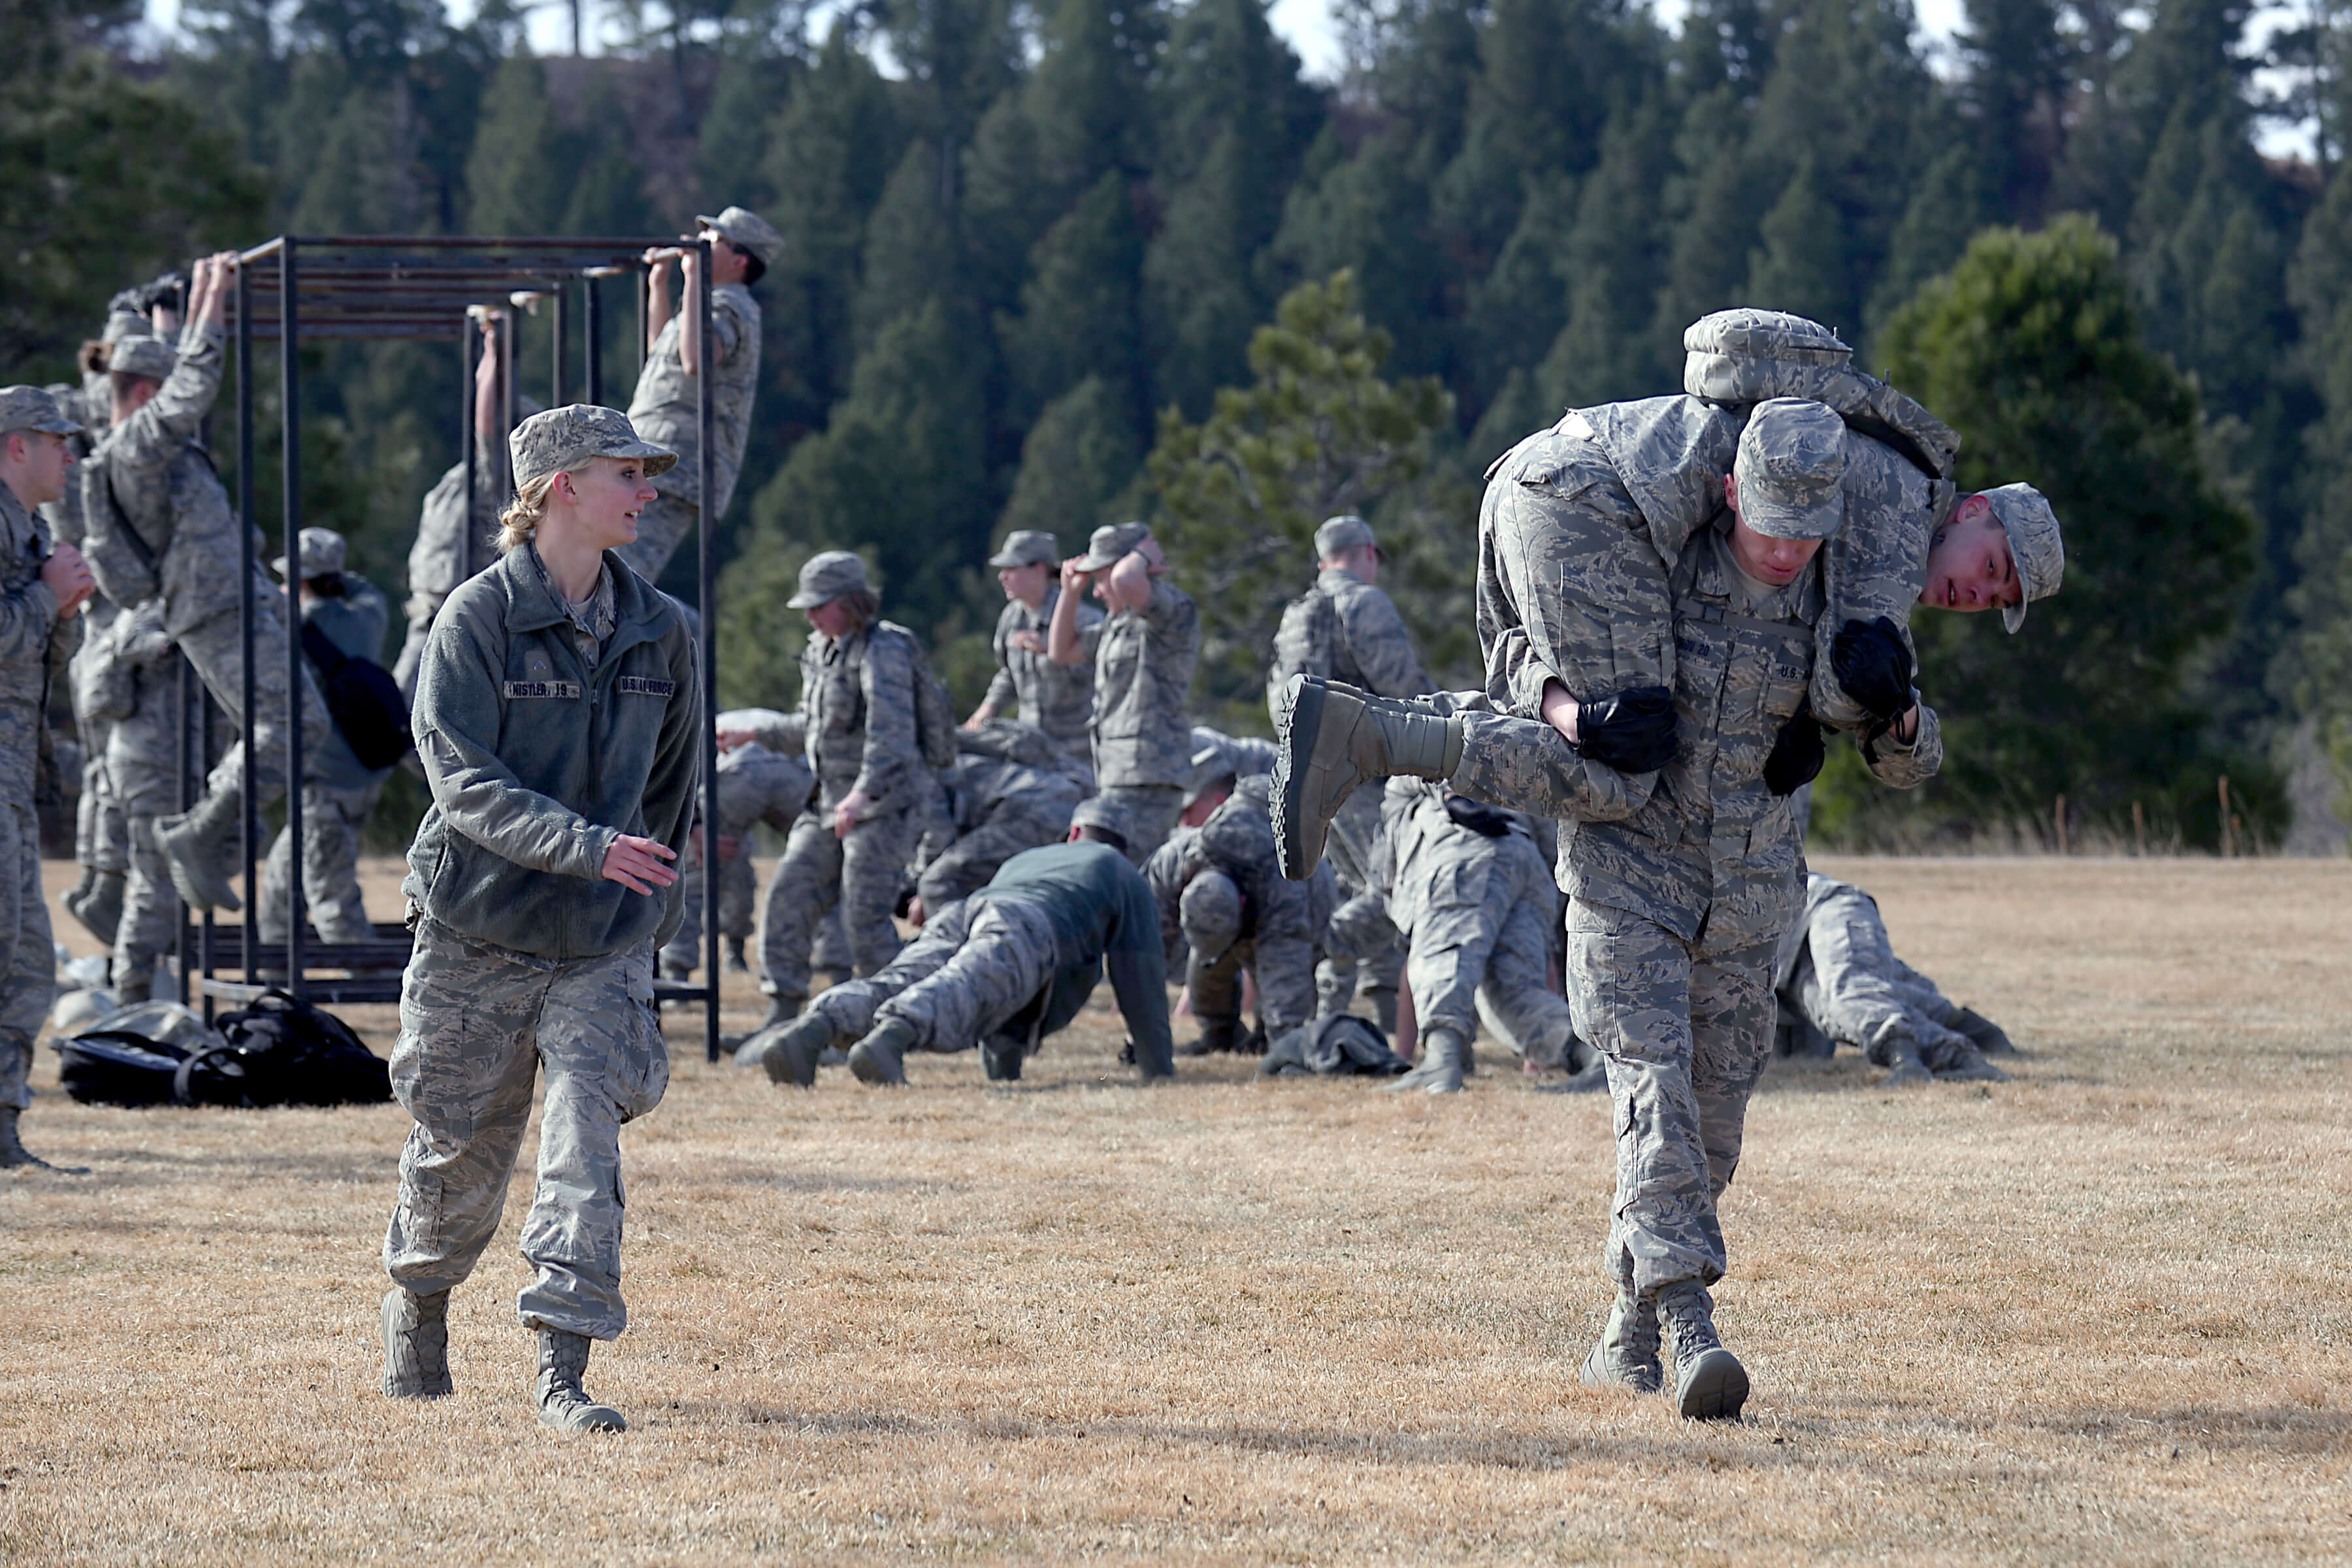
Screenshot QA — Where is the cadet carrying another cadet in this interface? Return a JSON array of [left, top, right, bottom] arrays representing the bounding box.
[[381, 404, 700, 1434], [0, 385, 97, 1171], [1049, 522, 1198, 864]]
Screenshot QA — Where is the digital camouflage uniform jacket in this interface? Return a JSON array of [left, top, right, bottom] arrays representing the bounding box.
[[0, 484, 67, 806], [985, 587, 1102, 756], [627, 282, 760, 518], [1143, 776, 1335, 1037], [798, 619, 925, 816], [402, 546, 702, 960], [1089, 578, 1198, 789], [78, 323, 266, 636]]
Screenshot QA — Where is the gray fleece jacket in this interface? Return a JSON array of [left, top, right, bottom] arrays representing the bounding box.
[[402, 544, 702, 960]]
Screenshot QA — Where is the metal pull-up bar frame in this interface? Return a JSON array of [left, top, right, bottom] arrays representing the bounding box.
[[181, 233, 727, 1062]]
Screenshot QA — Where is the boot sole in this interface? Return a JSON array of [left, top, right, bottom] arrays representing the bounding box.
[[1271, 677, 1327, 881], [1675, 1348, 1748, 1421]]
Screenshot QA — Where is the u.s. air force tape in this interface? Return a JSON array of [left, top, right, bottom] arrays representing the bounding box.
[[503, 680, 582, 699], [614, 676, 676, 698]]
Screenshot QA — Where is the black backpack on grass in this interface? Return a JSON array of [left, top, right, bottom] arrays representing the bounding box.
[[59, 990, 391, 1109]]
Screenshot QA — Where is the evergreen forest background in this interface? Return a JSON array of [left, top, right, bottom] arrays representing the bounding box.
[[8, 0, 2351, 851]]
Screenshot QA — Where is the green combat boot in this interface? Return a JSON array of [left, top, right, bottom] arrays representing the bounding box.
[[1272, 676, 1463, 880], [1578, 1290, 1664, 1395], [1952, 1005, 2016, 1055], [723, 936, 749, 974], [760, 1014, 835, 1088], [381, 1288, 452, 1399], [1656, 1281, 1748, 1422], [1931, 1041, 2011, 1083], [535, 1328, 625, 1433], [0, 1107, 87, 1173], [1178, 1017, 1243, 1057], [152, 791, 245, 912], [980, 1034, 1024, 1082], [65, 867, 125, 947], [847, 1019, 913, 1086], [1877, 1026, 1933, 1088], [1386, 1024, 1467, 1095]]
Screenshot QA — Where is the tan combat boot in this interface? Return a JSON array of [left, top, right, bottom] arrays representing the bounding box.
[[1272, 676, 1463, 880]]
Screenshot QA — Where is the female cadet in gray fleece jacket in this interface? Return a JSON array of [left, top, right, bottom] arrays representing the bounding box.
[[378, 404, 701, 1435]]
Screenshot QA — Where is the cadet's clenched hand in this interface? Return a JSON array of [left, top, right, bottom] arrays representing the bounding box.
[[1572, 686, 1678, 774], [600, 834, 678, 894], [42, 543, 94, 617], [1831, 617, 1914, 723]]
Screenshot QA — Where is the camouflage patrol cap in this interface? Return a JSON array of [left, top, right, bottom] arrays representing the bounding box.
[[695, 206, 784, 269], [1980, 483, 2065, 634], [1182, 743, 1239, 810], [1179, 870, 1245, 966], [786, 549, 872, 609], [0, 385, 84, 438], [1073, 521, 1153, 572], [1313, 514, 1379, 560], [271, 526, 346, 580], [1732, 397, 1847, 541], [509, 404, 676, 495], [108, 336, 176, 383], [988, 529, 1059, 568], [103, 310, 150, 346], [1066, 796, 1129, 854]]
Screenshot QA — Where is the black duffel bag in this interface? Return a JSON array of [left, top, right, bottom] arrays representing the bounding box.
[[59, 990, 391, 1109]]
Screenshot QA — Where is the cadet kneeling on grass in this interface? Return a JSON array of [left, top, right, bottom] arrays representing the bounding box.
[[380, 406, 700, 1435]]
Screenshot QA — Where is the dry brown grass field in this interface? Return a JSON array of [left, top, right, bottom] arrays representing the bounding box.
[[5, 854, 2351, 1563]]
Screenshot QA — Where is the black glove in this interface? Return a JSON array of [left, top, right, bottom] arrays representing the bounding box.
[[1572, 686, 1677, 774], [1831, 616, 1914, 724], [1763, 708, 1825, 796], [1443, 793, 1514, 837]]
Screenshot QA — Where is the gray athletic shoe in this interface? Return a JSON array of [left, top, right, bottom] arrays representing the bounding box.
[[761, 1015, 834, 1088], [1385, 1024, 1466, 1094], [535, 1328, 625, 1433], [847, 1020, 913, 1086], [1657, 1281, 1748, 1422], [1578, 1291, 1664, 1395], [1271, 675, 1463, 880], [382, 1288, 452, 1399]]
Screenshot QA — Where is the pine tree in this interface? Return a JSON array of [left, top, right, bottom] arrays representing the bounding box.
[[736, 299, 992, 683], [762, 25, 905, 424], [998, 171, 1146, 425], [2282, 165, 2352, 815], [855, 140, 969, 351], [1000, 375, 1145, 541], [1149, 270, 1454, 722], [1872, 218, 2262, 844], [1541, 94, 1676, 409], [464, 51, 572, 234], [1744, 156, 1853, 334]]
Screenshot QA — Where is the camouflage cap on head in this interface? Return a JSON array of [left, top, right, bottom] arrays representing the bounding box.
[[1179, 870, 1245, 966], [1067, 795, 1130, 853], [271, 525, 346, 580], [988, 529, 1059, 569], [108, 336, 176, 384], [1733, 397, 1847, 541], [1980, 483, 2065, 634], [1313, 515, 1380, 560], [786, 549, 873, 609], [0, 385, 84, 438], [1181, 743, 1239, 810], [1073, 521, 1153, 572], [103, 310, 150, 346], [509, 404, 676, 495], [695, 206, 784, 269]]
